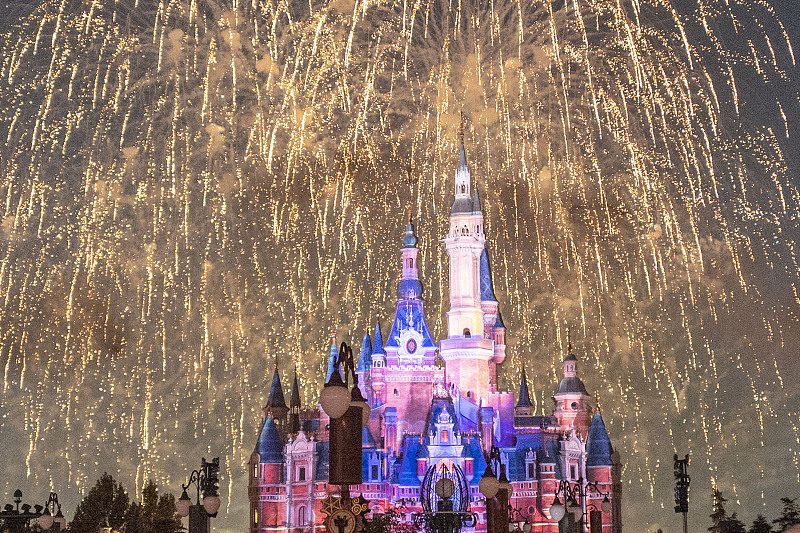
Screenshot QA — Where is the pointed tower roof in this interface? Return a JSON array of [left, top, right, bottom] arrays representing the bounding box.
[[480, 247, 498, 302], [372, 322, 384, 355], [266, 364, 287, 409], [494, 311, 505, 329], [516, 367, 533, 408], [472, 186, 481, 214], [325, 337, 338, 382], [257, 417, 284, 463], [586, 412, 613, 466], [290, 368, 301, 408], [403, 220, 418, 248], [357, 330, 373, 372]]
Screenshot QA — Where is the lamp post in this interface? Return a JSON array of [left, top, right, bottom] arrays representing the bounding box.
[[479, 446, 512, 533], [176, 457, 222, 533], [548, 479, 611, 533], [1, 489, 67, 533], [320, 341, 371, 502], [37, 493, 67, 531], [673, 454, 690, 533]]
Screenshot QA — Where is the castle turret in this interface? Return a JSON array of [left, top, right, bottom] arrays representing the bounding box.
[[356, 330, 373, 403], [249, 417, 285, 532], [265, 363, 288, 427], [370, 322, 385, 402], [552, 347, 593, 435], [515, 367, 533, 417], [440, 140, 494, 397]]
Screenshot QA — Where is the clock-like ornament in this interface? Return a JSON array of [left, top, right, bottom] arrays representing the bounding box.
[[398, 328, 423, 358]]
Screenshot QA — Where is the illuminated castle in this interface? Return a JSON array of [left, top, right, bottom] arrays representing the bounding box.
[[248, 143, 623, 533]]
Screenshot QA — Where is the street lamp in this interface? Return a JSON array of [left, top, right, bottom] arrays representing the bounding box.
[[1, 489, 66, 533], [548, 479, 610, 533], [320, 342, 371, 426], [479, 446, 511, 533], [322, 341, 371, 502], [37, 492, 67, 531], [177, 457, 222, 533]]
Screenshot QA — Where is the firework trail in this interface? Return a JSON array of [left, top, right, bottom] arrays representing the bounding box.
[[0, 0, 797, 530]]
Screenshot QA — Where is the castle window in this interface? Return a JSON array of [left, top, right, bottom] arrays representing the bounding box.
[[463, 328, 471, 337], [571, 401, 579, 410], [372, 464, 379, 480], [254, 508, 259, 528], [461, 184, 466, 193], [298, 466, 306, 481], [298, 506, 307, 525], [394, 388, 399, 396], [527, 463, 535, 478], [441, 430, 449, 443], [253, 463, 258, 478], [570, 464, 578, 479]]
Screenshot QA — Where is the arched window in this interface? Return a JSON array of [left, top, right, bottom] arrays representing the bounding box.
[[461, 184, 466, 193], [298, 506, 307, 525], [463, 328, 471, 337]]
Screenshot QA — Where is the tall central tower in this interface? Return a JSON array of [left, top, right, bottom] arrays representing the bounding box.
[[440, 141, 495, 398]]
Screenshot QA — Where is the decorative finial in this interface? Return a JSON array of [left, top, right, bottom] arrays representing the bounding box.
[[406, 167, 414, 223], [595, 392, 601, 414], [459, 110, 465, 145], [567, 329, 573, 354]]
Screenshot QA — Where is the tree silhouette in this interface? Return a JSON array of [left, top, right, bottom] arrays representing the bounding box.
[[125, 480, 182, 533], [773, 498, 800, 533], [749, 514, 773, 533], [69, 473, 129, 533]]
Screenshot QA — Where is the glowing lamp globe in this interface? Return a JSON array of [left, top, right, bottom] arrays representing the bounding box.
[[601, 496, 612, 514], [549, 496, 565, 522], [320, 371, 350, 419], [176, 491, 191, 517], [38, 511, 53, 530], [203, 495, 221, 515], [567, 499, 582, 522], [55, 511, 67, 531], [478, 466, 499, 499]]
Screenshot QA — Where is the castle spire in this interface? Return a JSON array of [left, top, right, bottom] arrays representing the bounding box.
[[516, 366, 533, 409], [289, 367, 301, 434], [325, 332, 339, 382]]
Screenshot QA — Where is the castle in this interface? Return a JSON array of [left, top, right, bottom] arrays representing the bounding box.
[[248, 142, 622, 533]]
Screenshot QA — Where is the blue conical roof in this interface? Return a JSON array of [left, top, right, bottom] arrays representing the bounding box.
[[516, 367, 533, 408], [257, 417, 284, 463], [267, 367, 287, 409], [372, 322, 384, 355], [480, 247, 498, 302], [586, 413, 613, 466], [357, 331, 373, 372], [325, 341, 338, 382]]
